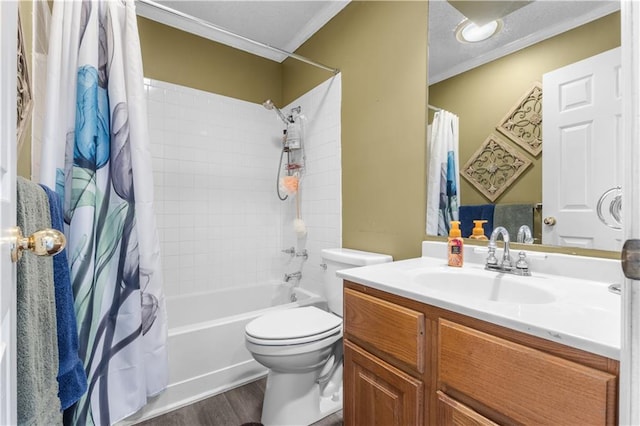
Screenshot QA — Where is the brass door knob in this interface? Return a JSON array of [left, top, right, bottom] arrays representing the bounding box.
[[11, 227, 66, 262], [543, 216, 557, 226]]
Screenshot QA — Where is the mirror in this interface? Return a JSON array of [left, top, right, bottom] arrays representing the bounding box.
[[427, 0, 621, 254]]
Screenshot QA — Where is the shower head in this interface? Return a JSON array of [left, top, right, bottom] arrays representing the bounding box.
[[262, 99, 290, 124], [262, 99, 276, 110]]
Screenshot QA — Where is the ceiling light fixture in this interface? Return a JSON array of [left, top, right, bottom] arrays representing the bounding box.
[[455, 19, 503, 43]]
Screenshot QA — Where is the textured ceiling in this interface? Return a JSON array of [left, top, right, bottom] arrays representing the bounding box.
[[447, 0, 533, 25], [428, 0, 620, 84], [136, 1, 620, 82], [136, 0, 350, 63]]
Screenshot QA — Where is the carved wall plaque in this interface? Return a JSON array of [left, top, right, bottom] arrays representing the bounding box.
[[17, 11, 33, 152], [496, 82, 542, 157], [462, 133, 532, 202]]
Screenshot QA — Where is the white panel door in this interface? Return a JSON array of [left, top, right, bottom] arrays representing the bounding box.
[[0, 2, 18, 424], [542, 47, 622, 251]]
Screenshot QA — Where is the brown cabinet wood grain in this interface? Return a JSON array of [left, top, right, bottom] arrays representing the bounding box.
[[343, 281, 619, 426], [344, 341, 424, 426], [438, 319, 618, 425], [436, 391, 498, 426], [344, 287, 425, 373]]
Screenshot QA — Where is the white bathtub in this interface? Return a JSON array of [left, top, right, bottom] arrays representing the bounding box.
[[122, 282, 326, 423]]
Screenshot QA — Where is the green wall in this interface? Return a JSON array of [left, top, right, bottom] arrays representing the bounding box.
[[28, 3, 619, 261], [138, 3, 616, 261], [139, 1, 430, 261], [137, 17, 283, 106], [429, 12, 621, 208], [283, 1, 429, 260]]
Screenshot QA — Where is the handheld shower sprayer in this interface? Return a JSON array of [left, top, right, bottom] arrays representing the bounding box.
[[262, 99, 290, 124], [265, 98, 306, 227]]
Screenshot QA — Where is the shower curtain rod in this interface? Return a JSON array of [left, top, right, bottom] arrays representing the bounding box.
[[137, 0, 340, 75]]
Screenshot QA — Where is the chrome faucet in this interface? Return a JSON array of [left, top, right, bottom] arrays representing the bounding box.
[[486, 226, 531, 276], [487, 226, 512, 268], [282, 247, 308, 260], [517, 225, 534, 244], [284, 271, 302, 282]]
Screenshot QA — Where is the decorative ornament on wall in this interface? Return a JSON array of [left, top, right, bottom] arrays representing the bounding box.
[[17, 10, 33, 152], [496, 82, 542, 157], [462, 133, 532, 202]]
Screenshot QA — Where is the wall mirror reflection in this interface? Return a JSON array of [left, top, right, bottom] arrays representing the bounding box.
[[427, 0, 621, 253]]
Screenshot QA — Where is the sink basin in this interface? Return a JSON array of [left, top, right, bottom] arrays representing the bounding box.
[[411, 269, 556, 304]]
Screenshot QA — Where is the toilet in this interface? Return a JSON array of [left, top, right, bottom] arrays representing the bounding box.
[[245, 248, 393, 426]]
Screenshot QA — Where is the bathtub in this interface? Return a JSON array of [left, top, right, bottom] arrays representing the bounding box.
[[122, 282, 326, 423]]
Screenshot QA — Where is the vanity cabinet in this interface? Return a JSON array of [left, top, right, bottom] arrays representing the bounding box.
[[343, 281, 620, 426], [343, 287, 426, 425], [344, 341, 423, 426]]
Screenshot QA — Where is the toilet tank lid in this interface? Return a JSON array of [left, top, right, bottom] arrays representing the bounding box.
[[321, 248, 393, 266]]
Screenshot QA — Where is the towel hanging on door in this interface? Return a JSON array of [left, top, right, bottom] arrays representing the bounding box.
[[39, 184, 87, 410], [16, 177, 62, 426]]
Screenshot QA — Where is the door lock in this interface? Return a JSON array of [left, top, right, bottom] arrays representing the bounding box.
[[622, 239, 640, 280]]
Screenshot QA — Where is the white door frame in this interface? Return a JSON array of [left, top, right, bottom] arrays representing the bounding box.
[[0, 1, 18, 425], [621, 1, 640, 424]]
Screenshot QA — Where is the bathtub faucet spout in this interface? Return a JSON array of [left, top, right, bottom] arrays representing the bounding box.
[[284, 271, 302, 282]]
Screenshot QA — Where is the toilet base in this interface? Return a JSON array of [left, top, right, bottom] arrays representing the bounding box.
[[261, 367, 343, 426], [319, 386, 342, 419]]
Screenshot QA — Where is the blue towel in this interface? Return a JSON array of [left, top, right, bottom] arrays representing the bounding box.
[[40, 184, 88, 410], [458, 204, 495, 238]]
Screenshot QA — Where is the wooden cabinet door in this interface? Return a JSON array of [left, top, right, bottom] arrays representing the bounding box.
[[438, 320, 618, 425], [344, 341, 423, 426], [437, 391, 498, 426]]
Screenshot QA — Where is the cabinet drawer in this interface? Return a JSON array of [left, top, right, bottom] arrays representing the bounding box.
[[438, 320, 617, 425], [344, 288, 425, 372], [437, 391, 498, 426]]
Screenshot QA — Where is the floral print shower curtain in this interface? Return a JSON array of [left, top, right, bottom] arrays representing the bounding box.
[[40, 1, 168, 424]]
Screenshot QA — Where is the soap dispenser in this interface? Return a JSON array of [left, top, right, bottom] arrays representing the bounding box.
[[448, 220, 463, 267], [469, 220, 489, 240]]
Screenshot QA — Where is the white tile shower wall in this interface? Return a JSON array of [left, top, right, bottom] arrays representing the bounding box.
[[280, 75, 342, 299], [146, 79, 286, 297], [145, 75, 342, 300]]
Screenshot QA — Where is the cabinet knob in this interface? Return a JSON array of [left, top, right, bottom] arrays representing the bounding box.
[[543, 216, 556, 226]]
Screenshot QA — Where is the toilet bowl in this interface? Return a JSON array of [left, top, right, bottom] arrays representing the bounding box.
[[245, 248, 392, 426]]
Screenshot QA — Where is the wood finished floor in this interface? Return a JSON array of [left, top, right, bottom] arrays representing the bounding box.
[[136, 378, 343, 426]]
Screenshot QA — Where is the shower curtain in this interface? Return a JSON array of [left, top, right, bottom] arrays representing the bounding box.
[[39, 1, 168, 424], [426, 110, 460, 236]]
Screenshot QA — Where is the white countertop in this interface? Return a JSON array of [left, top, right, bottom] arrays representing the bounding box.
[[337, 242, 622, 360]]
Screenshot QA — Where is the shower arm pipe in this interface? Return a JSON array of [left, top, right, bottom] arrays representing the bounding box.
[[137, 0, 340, 75]]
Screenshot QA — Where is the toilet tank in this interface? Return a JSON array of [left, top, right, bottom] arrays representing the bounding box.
[[321, 248, 393, 317]]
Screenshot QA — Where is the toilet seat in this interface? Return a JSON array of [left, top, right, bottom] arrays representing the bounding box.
[[245, 306, 342, 346]]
